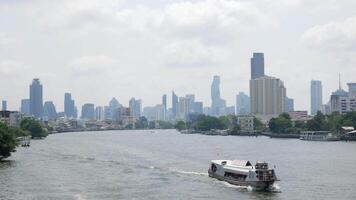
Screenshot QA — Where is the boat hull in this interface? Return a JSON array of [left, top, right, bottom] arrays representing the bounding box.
[[208, 170, 275, 191]]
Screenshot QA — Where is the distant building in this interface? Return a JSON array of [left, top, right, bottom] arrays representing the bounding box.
[[330, 87, 349, 113], [20, 99, 30, 115], [95, 106, 104, 121], [43, 101, 57, 121], [203, 107, 211, 116], [129, 98, 142, 120], [177, 97, 190, 121], [109, 98, 121, 120], [2, 100, 7, 111], [285, 97, 294, 112], [339, 97, 356, 113], [321, 103, 331, 115], [225, 106, 236, 115], [211, 75, 225, 116], [310, 80, 323, 115], [81, 104, 95, 120], [0, 111, 24, 128], [347, 83, 356, 97], [250, 76, 286, 120], [64, 93, 76, 118], [250, 53, 265, 80], [236, 92, 250, 114], [289, 111, 308, 121], [117, 107, 134, 126], [172, 91, 178, 119], [237, 115, 254, 131], [29, 78, 43, 118], [192, 102, 203, 114], [162, 94, 167, 111]]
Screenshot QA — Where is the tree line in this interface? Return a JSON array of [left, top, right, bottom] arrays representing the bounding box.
[[0, 118, 48, 160]]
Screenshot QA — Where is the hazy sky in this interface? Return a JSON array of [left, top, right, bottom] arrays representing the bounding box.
[[1, 0, 356, 112]]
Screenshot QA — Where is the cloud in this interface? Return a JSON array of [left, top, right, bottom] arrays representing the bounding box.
[[0, 60, 28, 77], [0, 32, 16, 46], [301, 16, 356, 51]]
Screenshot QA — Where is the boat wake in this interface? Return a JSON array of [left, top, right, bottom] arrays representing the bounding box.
[[220, 181, 254, 191], [173, 170, 209, 176]]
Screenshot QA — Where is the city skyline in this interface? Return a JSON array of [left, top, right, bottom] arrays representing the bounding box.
[[1, 1, 356, 112]]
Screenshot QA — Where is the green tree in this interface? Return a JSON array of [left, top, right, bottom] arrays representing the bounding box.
[[135, 117, 149, 129], [269, 113, 293, 133], [0, 122, 18, 160], [20, 118, 48, 139], [307, 111, 328, 131], [175, 121, 187, 131], [253, 117, 264, 131]]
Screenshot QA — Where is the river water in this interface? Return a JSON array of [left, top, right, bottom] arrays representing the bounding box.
[[1, 130, 356, 200]]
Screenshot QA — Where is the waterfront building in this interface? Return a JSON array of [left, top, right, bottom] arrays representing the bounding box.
[[250, 53, 265, 80], [236, 92, 250, 114], [289, 111, 309, 121], [64, 93, 76, 118], [311, 80, 323, 115], [211, 75, 225, 116], [347, 83, 356, 97], [2, 100, 7, 111], [81, 103, 95, 120], [339, 97, 356, 113], [155, 104, 166, 121], [95, 106, 105, 121], [117, 107, 134, 126], [20, 99, 30, 115], [286, 97, 294, 112], [250, 76, 286, 120], [129, 98, 142, 120], [29, 78, 43, 118], [237, 115, 254, 131], [43, 101, 57, 121], [172, 91, 178, 119], [330, 86, 349, 113], [0, 111, 24, 128], [177, 97, 190, 121], [109, 98, 121, 120]]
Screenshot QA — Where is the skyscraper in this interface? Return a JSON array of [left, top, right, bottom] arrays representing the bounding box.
[[129, 98, 142, 120], [43, 101, 57, 121], [250, 76, 286, 119], [21, 99, 30, 115], [29, 78, 43, 118], [2, 100, 7, 111], [286, 97, 294, 112], [109, 98, 120, 120], [211, 75, 225, 116], [64, 93, 75, 118], [250, 53, 265, 80], [172, 91, 178, 119], [347, 83, 356, 97], [81, 103, 95, 120], [310, 80, 323, 115], [95, 106, 105, 121], [236, 92, 250, 115], [162, 94, 167, 110]]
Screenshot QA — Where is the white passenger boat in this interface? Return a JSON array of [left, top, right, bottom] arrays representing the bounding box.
[[208, 160, 278, 190]]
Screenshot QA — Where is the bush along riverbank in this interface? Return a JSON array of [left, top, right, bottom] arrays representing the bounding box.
[[0, 118, 48, 160]]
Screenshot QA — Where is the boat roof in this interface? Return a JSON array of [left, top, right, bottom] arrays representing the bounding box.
[[211, 160, 253, 167]]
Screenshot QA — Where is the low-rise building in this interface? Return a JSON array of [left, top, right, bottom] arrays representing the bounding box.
[[237, 115, 254, 131]]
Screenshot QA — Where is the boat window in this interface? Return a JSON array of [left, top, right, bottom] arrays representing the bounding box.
[[221, 161, 227, 165]]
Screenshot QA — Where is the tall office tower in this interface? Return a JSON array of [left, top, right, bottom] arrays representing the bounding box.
[[2, 100, 7, 111], [310, 80, 323, 115], [250, 76, 286, 119], [95, 106, 105, 121], [29, 78, 43, 118], [43, 101, 57, 121], [211, 75, 224, 116], [129, 98, 142, 120], [172, 91, 178, 119], [192, 102, 203, 114], [236, 92, 250, 115], [81, 103, 95, 120], [286, 97, 294, 112], [162, 94, 167, 110], [347, 83, 356, 97], [109, 98, 120, 120], [177, 97, 191, 121], [185, 94, 195, 112], [250, 53, 265, 80], [21, 99, 30, 115], [64, 93, 75, 118]]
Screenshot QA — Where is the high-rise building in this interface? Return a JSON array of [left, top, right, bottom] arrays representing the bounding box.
[[2, 100, 7, 111], [43, 101, 57, 121], [21, 99, 30, 115], [347, 83, 356, 97], [286, 97, 294, 112], [81, 103, 95, 120], [109, 98, 120, 120], [162, 94, 167, 111], [310, 80, 323, 115], [177, 97, 191, 121], [64, 93, 75, 118], [129, 98, 142, 120], [250, 76, 286, 119], [29, 78, 43, 118], [95, 106, 105, 121], [211, 75, 225, 116], [192, 102, 203, 114], [250, 53, 265, 80], [236, 92, 250, 115], [172, 91, 178, 119]]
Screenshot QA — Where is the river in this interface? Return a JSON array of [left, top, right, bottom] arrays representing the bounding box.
[[1, 130, 356, 200]]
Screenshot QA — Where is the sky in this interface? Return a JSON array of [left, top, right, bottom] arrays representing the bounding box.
[[0, 0, 356, 113]]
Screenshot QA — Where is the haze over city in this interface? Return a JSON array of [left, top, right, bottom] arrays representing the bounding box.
[[1, 0, 356, 112]]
